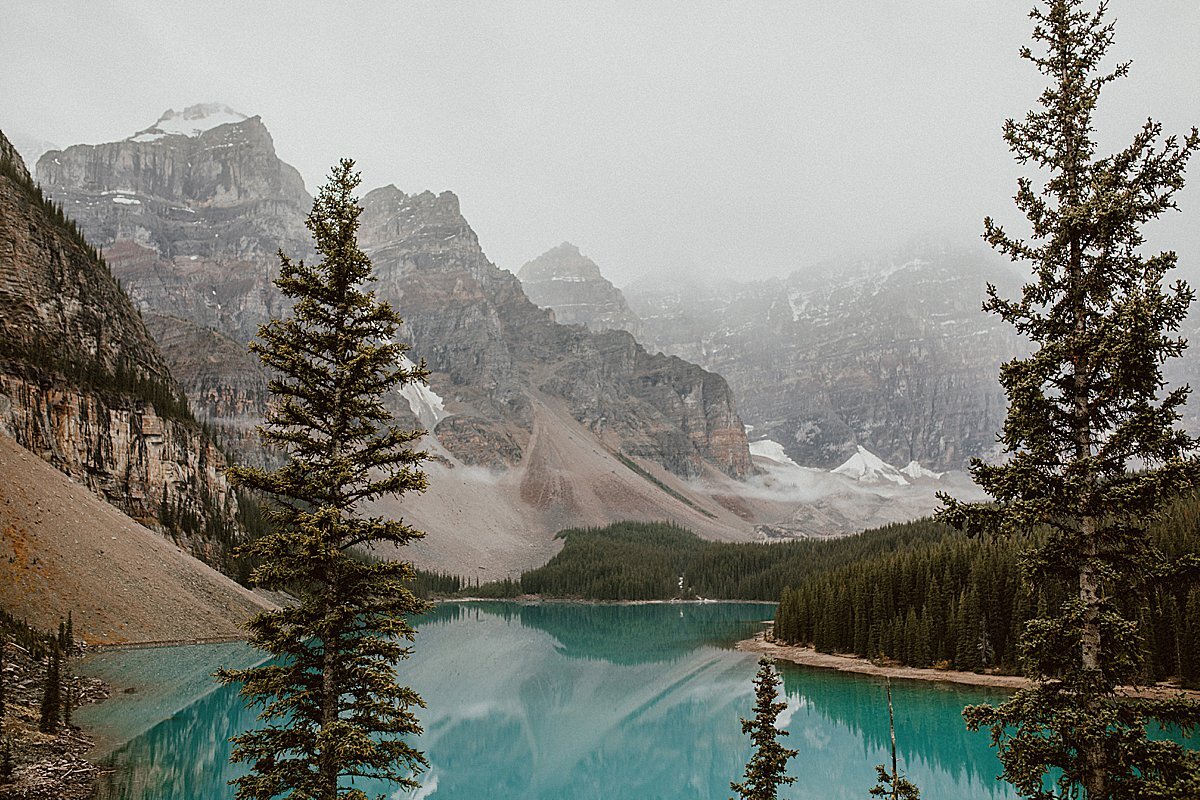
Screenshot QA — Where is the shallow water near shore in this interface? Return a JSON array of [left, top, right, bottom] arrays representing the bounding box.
[[79, 601, 1031, 799]]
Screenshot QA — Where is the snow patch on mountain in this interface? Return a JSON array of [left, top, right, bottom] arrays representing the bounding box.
[[398, 355, 447, 430], [899, 460, 944, 481], [748, 439, 801, 469], [831, 446, 910, 485], [130, 103, 249, 140]]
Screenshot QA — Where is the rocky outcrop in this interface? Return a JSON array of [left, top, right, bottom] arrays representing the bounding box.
[[141, 312, 273, 466], [359, 186, 753, 478], [628, 244, 1024, 470], [0, 127, 243, 566], [517, 242, 641, 336]]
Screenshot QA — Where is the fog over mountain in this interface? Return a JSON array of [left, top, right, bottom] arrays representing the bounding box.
[[4, 2, 1199, 286]]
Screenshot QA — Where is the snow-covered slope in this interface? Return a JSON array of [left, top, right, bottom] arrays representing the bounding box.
[[129, 103, 248, 141], [831, 446, 911, 485], [398, 355, 448, 430], [899, 460, 945, 481], [748, 438, 802, 468]]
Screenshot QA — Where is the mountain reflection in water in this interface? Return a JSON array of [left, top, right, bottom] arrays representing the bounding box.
[[85, 602, 1020, 800]]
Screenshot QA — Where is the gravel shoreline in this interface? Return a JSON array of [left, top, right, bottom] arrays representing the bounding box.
[[738, 633, 1200, 700]]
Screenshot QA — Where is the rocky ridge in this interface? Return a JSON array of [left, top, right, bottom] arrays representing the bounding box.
[[517, 242, 641, 337], [38, 111, 752, 482], [0, 128, 244, 567], [36, 105, 311, 343], [33, 106, 311, 465]]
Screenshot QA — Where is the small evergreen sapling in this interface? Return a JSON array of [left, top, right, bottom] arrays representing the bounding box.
[[218, 159, 431, 800], [731, 658, 798, 800]]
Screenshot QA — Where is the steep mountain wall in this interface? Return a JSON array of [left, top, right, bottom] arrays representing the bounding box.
[[0, 128, 243, 566], [36, 109, 311, 343], [37, 111, 751, 481]]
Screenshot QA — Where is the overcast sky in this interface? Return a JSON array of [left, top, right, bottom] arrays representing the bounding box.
[[4, 1, 1200, 285]]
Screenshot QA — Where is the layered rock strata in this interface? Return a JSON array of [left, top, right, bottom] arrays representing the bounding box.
[[0, 128, 243, 565], [358, 187, 752, 478], [38, 110, 752, 480]]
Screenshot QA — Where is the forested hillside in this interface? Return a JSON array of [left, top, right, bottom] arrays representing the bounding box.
[[483, 501, 1200, 687], [773, 496, 1200, 685]]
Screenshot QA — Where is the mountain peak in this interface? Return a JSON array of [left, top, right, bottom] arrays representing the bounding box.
[[130, 103, 250, 141], [516, 243, 641, 336], [518, 242, 603, 283]]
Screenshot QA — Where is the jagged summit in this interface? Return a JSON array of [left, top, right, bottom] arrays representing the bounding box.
[[130, 103, 249, 141], [517, 242, 640, 336], [518, 242, 604, 282]]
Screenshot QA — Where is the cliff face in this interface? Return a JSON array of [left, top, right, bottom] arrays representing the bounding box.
[[36, 106, 311, 343], [0, 128, 243, 565], [517, 242, 642, 337], [628, 244, 1024, 470], [34, 106, 307, 466], [358, 186, 752, 478]]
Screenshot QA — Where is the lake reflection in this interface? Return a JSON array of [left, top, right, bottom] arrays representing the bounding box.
[[83, 602, 1019, 800]]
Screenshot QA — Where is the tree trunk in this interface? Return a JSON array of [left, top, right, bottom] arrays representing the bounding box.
[[1071, 225, 1107, 798], [320, 618, 340, 799]]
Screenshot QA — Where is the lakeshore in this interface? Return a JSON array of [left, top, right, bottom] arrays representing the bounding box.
[[738, 632, 1200, 700]]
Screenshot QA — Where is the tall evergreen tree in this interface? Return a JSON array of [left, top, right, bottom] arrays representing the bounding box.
[[731, 658, 798, 800], [218, 160, 431, 800], [937, 1, 1200, 796]]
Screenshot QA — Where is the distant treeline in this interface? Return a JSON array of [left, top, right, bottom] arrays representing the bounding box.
[[773, 496, 1200, 685], [470, 519, 959, 602]]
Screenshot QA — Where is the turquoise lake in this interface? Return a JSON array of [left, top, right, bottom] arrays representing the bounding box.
[[79, 601, 1022, 799]]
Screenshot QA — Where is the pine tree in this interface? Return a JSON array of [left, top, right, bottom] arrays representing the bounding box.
[[217, 160, 431, 800], [38, 644, 61, 734], [937, 2, 1200, 796], [731, 658, 798, 800]]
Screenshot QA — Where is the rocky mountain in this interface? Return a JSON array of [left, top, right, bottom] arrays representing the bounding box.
[[34, 110, 762, 572], [36, 103, 311, 342], [0, 128, 245, 567], [38, 108, 750, 482], [627, 242, 1025, 470], [33, 105, 310, 461], [357, 187, 751, 479], [517, 242, 641, 337]]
